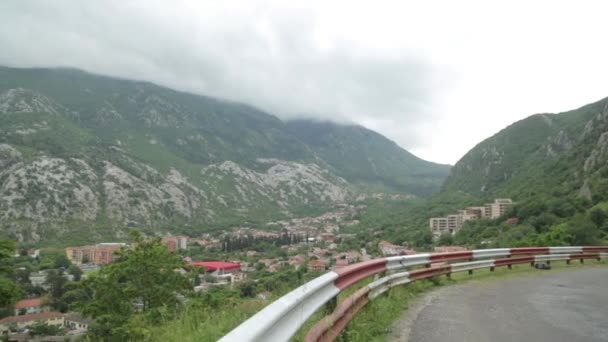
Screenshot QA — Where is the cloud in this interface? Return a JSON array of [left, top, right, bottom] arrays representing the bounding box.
[[2, 1, 608, 164], [0, 1, 446, 155]]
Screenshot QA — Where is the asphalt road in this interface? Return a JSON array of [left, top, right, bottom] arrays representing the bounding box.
[[391, 267, 608, 342]]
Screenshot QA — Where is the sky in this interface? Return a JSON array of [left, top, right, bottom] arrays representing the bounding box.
[[1, 1, 607, 164]]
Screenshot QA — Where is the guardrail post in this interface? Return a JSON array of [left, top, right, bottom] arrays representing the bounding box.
[[580, 258, 584, 264], [507, 264, 512, 270], [468, 270, 473, 275], [566, 259, 570, 265], [530, 261, 534, 267], [446, 272, 451, 279], [490, 266, 495, 272], [546, 260, 551, 266]]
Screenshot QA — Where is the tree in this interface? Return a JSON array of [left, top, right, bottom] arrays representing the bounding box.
[[0, 239, 21, 309], [68, 265, 83, 282], [53, 254, 71, 269], [590, 208, 607, 227], [81, 231, 191, 340], [45, 269, 67, 311], [436, 233, 454, 246], [239, 281, 257, 298]]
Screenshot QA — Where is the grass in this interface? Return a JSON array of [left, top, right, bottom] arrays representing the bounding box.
[[142, 259, 606, 342]]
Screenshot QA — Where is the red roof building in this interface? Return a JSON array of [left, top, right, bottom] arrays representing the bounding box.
[[191, 261, 241, 272], [0, 312, 64, 334], [308, 259, 327, 272], [14, 298, 48, 316]]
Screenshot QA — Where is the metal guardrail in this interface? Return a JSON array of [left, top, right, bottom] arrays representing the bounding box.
[[219, 247, 608, 342]]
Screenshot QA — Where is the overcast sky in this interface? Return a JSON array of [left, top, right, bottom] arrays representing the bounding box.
[[1, 1, 607, 164]]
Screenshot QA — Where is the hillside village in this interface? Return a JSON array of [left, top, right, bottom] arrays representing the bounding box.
[[2, 199, 480, 340]]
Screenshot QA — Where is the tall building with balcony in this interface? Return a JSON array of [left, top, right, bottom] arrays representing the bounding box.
[[429, 199, 514, 239], [485, 198, 514, 218]]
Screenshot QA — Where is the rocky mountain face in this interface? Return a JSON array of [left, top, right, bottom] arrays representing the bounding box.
[[442, 97, 608, 200], [0, 67, 447, 244]]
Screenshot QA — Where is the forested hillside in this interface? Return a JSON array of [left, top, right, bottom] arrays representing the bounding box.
[[0, 66, 449, 244], [441, 97, 608, 247]]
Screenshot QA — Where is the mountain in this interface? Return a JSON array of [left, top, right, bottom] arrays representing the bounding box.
[[442, 96, 608, 201], [285, 120, 450, 195], [0, 66, 448, 244]]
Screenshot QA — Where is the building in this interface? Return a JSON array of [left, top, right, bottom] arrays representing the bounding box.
[[65, 243, 124, 265], [191, 261, 241, 272], [192, 261, 243, 284], [64, 312, 93, 331], [334, 258, 349, 269], [308, 259, 327, 272], [13, 298, 48, 316], [378, 241, 417, 256], [0, 312, 64, 334], [163, 235, 189, 252], [465, 207, 486, 218], [430, 199, 514, 239], [319, 233, 336, 242], [485, 198, 514, 218], [434, 246, 468, 253], [430, 214, 468, 239]]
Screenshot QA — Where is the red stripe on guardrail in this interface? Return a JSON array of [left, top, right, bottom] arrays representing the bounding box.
[[510, 247, 550, 255], [430, 251, 473, 262], [569, 253, 600, 260], [495, 256, 534, 266], [334, 259, 388, 290], [305, 287, 371, 342], [583, 246, 608, 252]]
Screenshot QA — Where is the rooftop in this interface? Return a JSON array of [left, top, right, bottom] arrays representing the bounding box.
[[0, 312, 63, 325], [191, 261, 241, 271], [14, 298, 44, 309]]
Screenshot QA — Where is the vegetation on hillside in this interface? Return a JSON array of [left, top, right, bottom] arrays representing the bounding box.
[[0, 66, 449, 245], [286, 120, 450, 195]]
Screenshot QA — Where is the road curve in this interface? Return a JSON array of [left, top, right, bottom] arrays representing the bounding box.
[[391, 267, 608, 342]]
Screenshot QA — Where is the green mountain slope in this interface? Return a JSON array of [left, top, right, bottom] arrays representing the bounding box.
[[0, 66, 447, 245], [285, 120, 450, 195], [442, 97, 608, 200]]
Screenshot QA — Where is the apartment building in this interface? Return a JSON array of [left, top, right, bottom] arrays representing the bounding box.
[[486, 198, 514, 218], [162, 235, 189, 252], [65, 243, 125, 265], [430, 199, 514, 239]]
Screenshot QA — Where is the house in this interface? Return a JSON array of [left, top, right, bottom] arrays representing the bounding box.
[[434, 246, 468, 253], [29, 272, 49, 290], [319, 233, 336, 242], [308, 260, 327, 272], [0, 312, 64, 334], [14, 298, 48, 316], [288, 255, 306, 268], [192, 261, 243, 283], [163, 235, 189, 252], [505, 217, 519, 225], [191, 261, 241, 273], [378, 241, 416, 256], [334, 258, 349, 269], [64, 312, 93, 331]]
